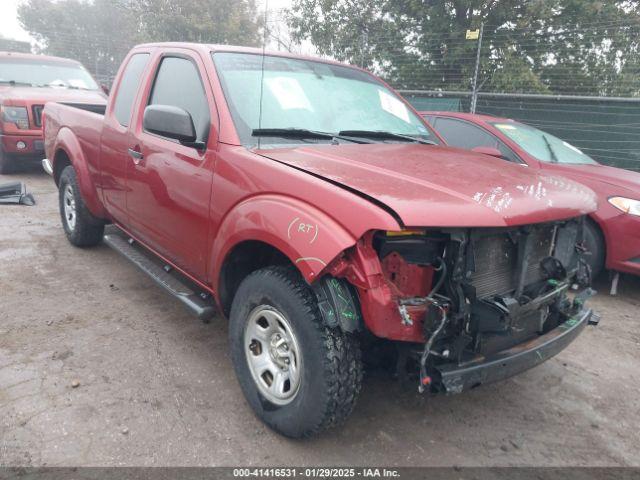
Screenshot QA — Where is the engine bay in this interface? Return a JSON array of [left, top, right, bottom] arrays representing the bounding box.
[[372, 216, 594, 392]]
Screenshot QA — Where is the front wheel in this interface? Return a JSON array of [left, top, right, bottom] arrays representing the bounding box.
[[58, 166, 104, 247], [583, 220, 605, 279], [229, 266, 363, 438]]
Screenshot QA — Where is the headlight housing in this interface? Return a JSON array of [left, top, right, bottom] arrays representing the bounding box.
[[1, 106, 29, 129], [608, 196, 640, 217]]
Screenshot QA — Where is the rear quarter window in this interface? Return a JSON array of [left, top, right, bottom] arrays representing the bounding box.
[[113, 53, 150, 127]]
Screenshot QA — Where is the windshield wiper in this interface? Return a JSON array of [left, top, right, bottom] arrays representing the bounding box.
[[338, 130, 436, 145], [35, 83, 71, 89], [252, 128, 369, 144], [0, 80, 34, 87], [542, 135, 559, 163], [50, 85, 93, 91]]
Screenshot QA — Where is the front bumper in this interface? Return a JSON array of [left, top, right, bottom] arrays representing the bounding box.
[[436, 308, 593, 394], [42, 158, 53, 176], [1, 133, 45, 156], [602, 213, 640, 276]]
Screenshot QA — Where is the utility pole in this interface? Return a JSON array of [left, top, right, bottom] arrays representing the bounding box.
[[470, 22, 484, 114]]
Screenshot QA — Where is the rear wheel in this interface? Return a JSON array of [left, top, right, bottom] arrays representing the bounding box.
[[583, 219, 605, 279], [0, 151, 14, 174], [229, 266, 363, 438], [58, 166, 104, 247]]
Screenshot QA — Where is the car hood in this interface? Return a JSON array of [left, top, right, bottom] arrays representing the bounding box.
[[258, 144, 598, 227], [0, 86, 106, 104], [547, 163, 640, 197]]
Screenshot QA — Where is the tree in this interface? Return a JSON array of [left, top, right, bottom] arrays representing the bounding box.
[[18, 0, 136, 83], [131, 0, 260, 46], [18, 0, 261, 83], [287, 0, 640, 96]]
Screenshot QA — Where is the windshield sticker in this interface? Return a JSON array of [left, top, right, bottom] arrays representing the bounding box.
[[265, 76, 313, 111], [495, 123, 516, 130], [378, 89, 410, 123]]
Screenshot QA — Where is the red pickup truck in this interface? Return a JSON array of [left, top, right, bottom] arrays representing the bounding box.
[[0, 52, 106, 173], [43, 43, 599, 438]]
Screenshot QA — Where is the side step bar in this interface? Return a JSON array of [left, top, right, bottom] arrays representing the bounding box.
[[103, 230, 216, 322]]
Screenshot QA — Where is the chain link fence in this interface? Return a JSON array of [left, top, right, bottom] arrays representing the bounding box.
[[7, 2, 639, 171]]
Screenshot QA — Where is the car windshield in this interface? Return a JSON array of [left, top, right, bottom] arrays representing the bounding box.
[[491, 121, 598, 165], [0, 58, 99, 90], [212, 52, 437, 147]]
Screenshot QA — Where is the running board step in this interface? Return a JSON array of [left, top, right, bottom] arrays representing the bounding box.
[[103, 229, 216, 321]]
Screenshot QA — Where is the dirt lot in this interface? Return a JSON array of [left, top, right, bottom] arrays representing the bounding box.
[[1, 167, 639, 467]]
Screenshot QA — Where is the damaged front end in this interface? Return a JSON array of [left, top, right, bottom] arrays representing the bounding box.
[[321, 216, 598, 394]]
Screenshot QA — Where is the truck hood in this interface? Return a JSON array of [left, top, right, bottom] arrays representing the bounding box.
[[258, 144, 598, 227], [0, 86, 106, 104]]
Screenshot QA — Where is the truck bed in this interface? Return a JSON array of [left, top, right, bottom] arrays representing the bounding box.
[[42, 101, 107, 180], [59, 102, 107, 116]]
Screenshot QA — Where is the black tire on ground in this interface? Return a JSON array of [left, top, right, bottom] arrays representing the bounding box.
[[229, 266, 363, 438], [58, 165, 104, 247], [0, 150, 14, 174], [583, 219, 605, 279]]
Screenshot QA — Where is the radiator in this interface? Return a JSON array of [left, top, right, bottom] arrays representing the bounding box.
[[469, 224, 555, 298]]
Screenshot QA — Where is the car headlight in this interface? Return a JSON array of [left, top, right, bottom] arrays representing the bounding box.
[[1, 106, 29, 129], [608, 196, 640, 216]]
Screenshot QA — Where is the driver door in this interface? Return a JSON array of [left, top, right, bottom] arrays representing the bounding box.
[[125, 50, 217, 280]]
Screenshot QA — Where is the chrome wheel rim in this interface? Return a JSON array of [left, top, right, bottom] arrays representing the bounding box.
[[63, 184, 76, 231], [244, 305, 302, 405]]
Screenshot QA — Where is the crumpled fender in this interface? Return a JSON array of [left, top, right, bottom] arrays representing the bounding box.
[[53, 127, 107, 218], [211, 194, 357, 289]]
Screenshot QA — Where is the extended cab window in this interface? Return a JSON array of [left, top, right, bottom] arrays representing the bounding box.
[[148, 56, 210, 143], [433, 117, 521, 163], [113, 53, 150, 126]]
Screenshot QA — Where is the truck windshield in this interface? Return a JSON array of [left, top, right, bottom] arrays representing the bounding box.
[[0, 58, 99, 90], [212, 52, 437, 147], [491, 121, 598, 165]]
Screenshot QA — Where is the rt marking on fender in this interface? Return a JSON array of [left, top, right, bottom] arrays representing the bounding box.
[[310, 224, 318, 244], [287, 217, 300, 240], [288, 217, 319, 244]]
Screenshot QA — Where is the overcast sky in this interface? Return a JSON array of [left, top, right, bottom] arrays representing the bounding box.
[[1, 0, 32, 41], [0, 0, 292, 44]]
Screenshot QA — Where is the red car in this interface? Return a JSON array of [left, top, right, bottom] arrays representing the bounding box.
[[43, 43, 598, 437], [422, 112, 640, 278], [0, 51, 106, 173]]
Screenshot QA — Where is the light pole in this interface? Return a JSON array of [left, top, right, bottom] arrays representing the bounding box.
[[469, 22, 484, 113]]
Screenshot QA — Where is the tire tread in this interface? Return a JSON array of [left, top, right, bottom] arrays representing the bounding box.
[[59, 166, 104, 247], [232, 265, 363, 437]]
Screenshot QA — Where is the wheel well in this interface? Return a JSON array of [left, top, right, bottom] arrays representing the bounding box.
[[53, 149, 71, 186], [587, 215, 605, 240], [218, 241, 292, 317], [586, 215, 607, 262]]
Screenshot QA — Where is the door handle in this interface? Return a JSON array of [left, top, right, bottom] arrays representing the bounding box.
[[128, 148, 144, 165]]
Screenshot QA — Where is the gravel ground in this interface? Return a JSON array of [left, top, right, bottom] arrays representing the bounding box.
[[1, 167, 639, 467]]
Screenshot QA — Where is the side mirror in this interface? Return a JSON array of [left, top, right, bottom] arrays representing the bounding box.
[[100, 83, 110, 96], [143, 105, 197, 145], [471, 146, 503, 158]]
